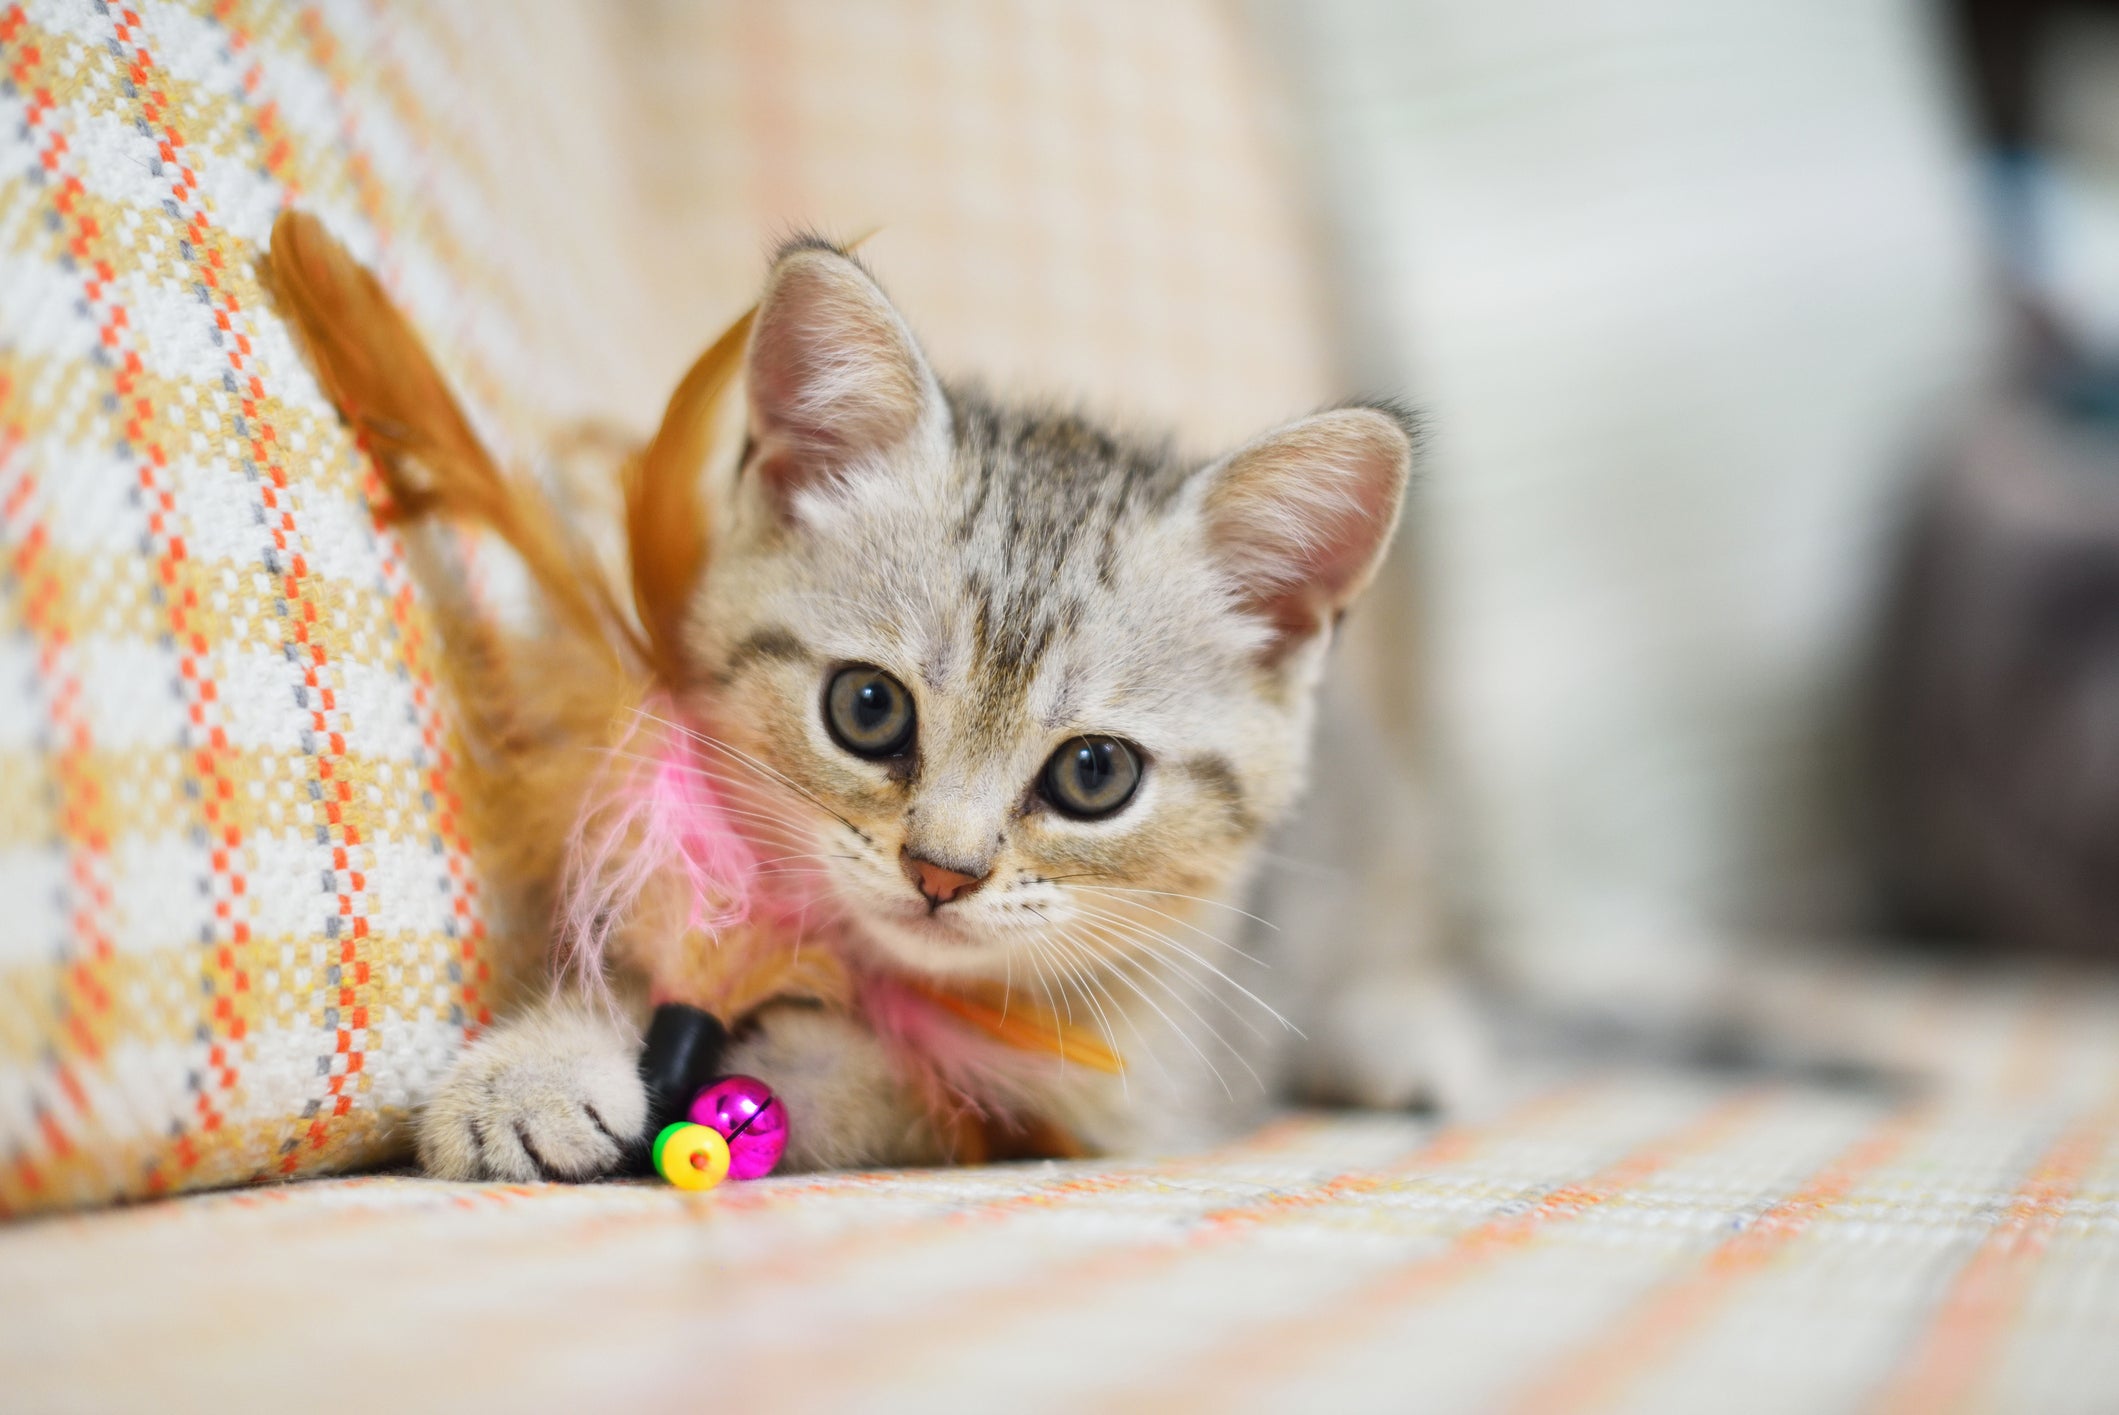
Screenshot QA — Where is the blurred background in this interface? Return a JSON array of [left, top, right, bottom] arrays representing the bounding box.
[[468, 0, 2119, 1026]]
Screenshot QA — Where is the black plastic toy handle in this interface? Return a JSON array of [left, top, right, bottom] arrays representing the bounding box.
[[629, 1002, 729, 1173]]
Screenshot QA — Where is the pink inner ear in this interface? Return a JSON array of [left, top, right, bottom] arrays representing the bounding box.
[[745, 250, 931, 506], [1204, 408, 1412, 660]]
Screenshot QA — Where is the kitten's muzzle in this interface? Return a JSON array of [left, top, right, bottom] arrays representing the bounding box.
[[900, 848, 988, 909]]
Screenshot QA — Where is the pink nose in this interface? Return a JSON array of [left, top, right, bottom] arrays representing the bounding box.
[[901, 849, 987, 906]]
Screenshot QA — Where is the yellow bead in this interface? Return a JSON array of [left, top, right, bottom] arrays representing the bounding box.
[[654, 1122, 730, 1192]]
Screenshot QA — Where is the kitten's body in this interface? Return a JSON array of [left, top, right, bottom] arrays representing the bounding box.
[[420, 242, 1449, 1182]]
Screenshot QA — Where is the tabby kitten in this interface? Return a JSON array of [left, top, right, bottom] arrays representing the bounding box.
[[418, 240, 1417, 1179]]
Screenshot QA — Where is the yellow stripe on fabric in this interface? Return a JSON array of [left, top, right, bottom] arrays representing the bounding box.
[[0, 923, 487, 1060], [23, 552, 415, 673], [0, 751, 56, 848], [0, 742, 454, 862], [0, 351, 391, 511]]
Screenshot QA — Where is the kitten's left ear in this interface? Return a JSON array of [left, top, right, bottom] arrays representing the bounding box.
[[1199, 405, 1415, 664]]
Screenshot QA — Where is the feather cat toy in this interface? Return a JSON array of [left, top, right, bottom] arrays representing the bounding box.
[[269, 213, 1120, 1170], [268, 210, 1416, 1181]]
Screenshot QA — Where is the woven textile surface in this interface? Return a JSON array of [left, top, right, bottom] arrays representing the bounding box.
[[609, 0, 1337, 449], [0, 0, 1332, 1215], [0, 0, 608, 1215], [3, 960, 2116, 1413]]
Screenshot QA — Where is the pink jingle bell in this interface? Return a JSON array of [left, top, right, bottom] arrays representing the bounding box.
[[688, 1074, 788, 1180]]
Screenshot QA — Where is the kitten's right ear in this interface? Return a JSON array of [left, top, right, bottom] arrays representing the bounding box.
[[744, 241, 943, 516]]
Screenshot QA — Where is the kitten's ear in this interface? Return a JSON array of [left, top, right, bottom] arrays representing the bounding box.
[[1199, 405, 1415, 663], [744, 241, 943, 515]]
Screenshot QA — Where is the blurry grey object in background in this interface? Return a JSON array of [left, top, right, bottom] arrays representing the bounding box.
[[1260, 0, 1999, 1020], [1876, 0, 2119, 959], [1878, 401, 2119, 957]]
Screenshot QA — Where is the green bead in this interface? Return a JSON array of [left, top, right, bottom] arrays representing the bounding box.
[[651, 1121, 690, 1174]]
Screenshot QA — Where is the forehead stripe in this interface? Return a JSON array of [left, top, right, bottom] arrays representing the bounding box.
[[721, 626, 812, 683], [1180, 753, 1253, 833]]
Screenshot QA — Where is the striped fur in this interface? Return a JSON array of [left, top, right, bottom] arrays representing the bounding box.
[[682, 243, 1416, 1157], [421, 240, 1418, 1175]]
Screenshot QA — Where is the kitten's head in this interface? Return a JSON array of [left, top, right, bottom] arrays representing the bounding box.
[[684, 241, 1411, 984]]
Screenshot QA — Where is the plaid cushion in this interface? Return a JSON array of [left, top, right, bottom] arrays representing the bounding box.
[[0, 0, 642, 1213], [0, 0, 1339, 1213]]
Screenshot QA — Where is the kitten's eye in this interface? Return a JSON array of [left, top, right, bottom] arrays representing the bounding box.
[[824, 665, 916, 758], [1042, 736, 1143, 819]]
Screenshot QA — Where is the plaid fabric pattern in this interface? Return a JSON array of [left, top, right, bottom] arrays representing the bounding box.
[[3, 961, 2115, 1412], [0, 0, 1341, 1214], [0, 0, 654, 1214], [615, 0, 1338, 451]]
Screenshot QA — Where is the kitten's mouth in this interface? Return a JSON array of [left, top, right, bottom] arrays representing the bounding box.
[[848, 900, 1009, 981], [892, 902, 981, 942]]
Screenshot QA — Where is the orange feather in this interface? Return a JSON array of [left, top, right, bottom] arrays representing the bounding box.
[[626, 308, 753, 689], [266, 210, 636, 662], [266, 215, 1106, 1152]]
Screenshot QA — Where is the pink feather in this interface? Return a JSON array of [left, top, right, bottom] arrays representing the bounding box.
[[557, 704, 762, 995], [555, 707, 1073, 1131], [861, 973, 1056, 1118]]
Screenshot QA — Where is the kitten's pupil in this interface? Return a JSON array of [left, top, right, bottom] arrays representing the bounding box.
[[852, 682, 892, 731], [1072, 742, 1112, 790]]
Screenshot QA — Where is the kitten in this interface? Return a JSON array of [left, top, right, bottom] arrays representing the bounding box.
[[418, 239, 1426, 1180]]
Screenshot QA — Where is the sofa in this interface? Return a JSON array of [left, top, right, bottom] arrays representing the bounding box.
[[4, 3, 2116, 1410]]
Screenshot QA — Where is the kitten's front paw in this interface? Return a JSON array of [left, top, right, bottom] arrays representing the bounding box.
[[1309, 973, 1494, 1117], [417, 1005, 647, 1182]]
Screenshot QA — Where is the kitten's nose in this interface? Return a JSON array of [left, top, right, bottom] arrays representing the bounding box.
[[900, 848, 987, 907]]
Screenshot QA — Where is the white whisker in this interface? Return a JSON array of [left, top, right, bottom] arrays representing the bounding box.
[[1027, 923, 1129, 1096], [1061, 919, 1244, 1097], [1067, 888, 1271, 964], [1068, 882, 1280, 932], [1069, 911, 1275, 1049], [1067, 900, 1300, 1038], [1038, 926, 1177, 1091]]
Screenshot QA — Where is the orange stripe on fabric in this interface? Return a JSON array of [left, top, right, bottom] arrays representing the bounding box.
[[1865, 1090, 2119, 1415], [1507, 1103, 1932, 1415], [105, 3, 291, 1167], [290, 0, 492, 1072], [8, 11, 238, 1194], [761, 1083, 1607, 1411], [345, 102, 489, 1046], [235, 0, 488, 1155], [635, 1112, 1335, 1331], [0, 340, 116, 1211], [253, 0, 389, 1160], [1124, 1086, 1777, 1412]]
